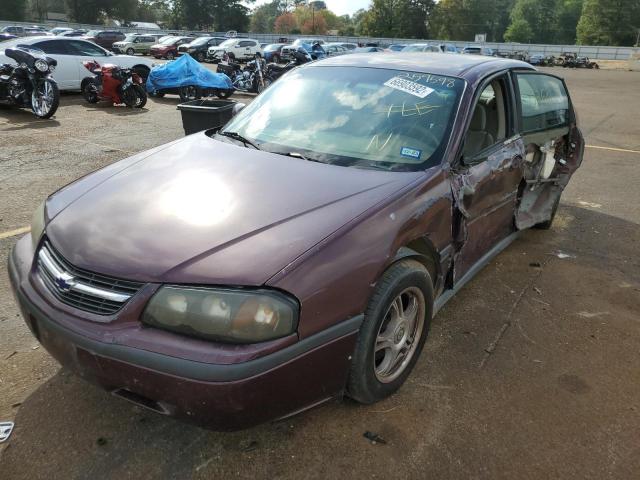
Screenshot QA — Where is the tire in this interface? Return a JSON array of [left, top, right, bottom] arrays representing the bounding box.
[[216, 89, 234, 99], [133, 84, 147, 108], [166, 51, 175, 60], [178, 85, 201, 101], [256, 77, 272, 95], [149, 91, 165, 98], [347, 259, 433, 404], [533, 194, 561, 230], [273, 53, 280, 63], [30, 78, 59, 119], [82, 79, 99, 104], [126, 47, 135, 56], [197, 52, 205, 62]]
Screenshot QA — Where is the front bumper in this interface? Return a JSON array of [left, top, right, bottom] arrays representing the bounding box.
[[8, 235, 361, 430]]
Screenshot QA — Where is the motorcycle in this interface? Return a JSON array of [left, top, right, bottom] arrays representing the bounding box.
[[266, 47, 313, 83], [0, 46, 59, 119], [82, 60, 147, 108], [216, 52, 270, 95]]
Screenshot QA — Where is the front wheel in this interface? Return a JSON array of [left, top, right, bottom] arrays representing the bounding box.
[[216, 89, 234, 99], [82, 79, 99, 104], [197, 52, 205, 62], [166, 51, 175, 60], [347, 259, 433, 404], [126, 48, 135, 56], [178, 85, 201, 101], [31, 78, 59, 119], [122, 84, 147, 108]]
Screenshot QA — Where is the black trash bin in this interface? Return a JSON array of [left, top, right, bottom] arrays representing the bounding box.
[[177, 99, 236, 135]]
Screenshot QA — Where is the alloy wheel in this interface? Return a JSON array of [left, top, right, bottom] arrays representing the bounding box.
[[374, 287, 426, 383]]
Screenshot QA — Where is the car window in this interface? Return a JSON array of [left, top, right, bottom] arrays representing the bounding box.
[[32, 40, 69, 55], [515, 73, 569, 133], [67, 40, 108, 56], [464, 78, 508, 158], [223, 67, 464, 171], [238, 41, 254, 47]]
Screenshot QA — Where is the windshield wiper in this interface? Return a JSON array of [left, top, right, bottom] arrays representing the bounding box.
[[280, 151, 328, 164], [218, 131, 261, 150]]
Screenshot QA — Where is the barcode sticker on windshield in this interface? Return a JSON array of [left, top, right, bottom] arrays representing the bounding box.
[[384, 77, 435, 98]]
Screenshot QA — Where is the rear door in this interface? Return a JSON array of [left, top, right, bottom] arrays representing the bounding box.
[[511, 71, 582, 229], [451, 72, 525, 281]]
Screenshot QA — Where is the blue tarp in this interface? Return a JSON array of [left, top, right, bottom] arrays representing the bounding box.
[[146, 54, 233, 93]]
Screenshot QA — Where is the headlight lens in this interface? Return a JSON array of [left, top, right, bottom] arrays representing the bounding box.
[[30, 200, 46, 250], [142, 286, 298, 343], [34, 59, 49, 72], [49, 64, 55, 72]]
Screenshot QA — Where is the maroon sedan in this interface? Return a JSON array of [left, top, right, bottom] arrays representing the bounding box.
[[9, 53, 583, 430], [149, 36, 194, 60]]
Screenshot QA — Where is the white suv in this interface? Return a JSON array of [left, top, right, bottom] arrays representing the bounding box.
[[207, 38, 261, 62]]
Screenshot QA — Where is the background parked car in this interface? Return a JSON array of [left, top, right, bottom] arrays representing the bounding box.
[[0, 33, 17, 42], [150, 36, 194, 60], [1, 26, 27, 37], [60, 29, 87, 37], [178, 36, 226, 62], [112, 34, 158, 55], [354, 46, 385, 53], [403, 43, 441, 52], [324, 43, 350, 57], [387, 44, 407, 51], [207, 38, 261, 62], [281, 39, 325, 60], [462, 45, 495, 56], [262, 43, 288, 63], [0, 36, 154, 90], [83, 30, 126, 50], [25, 27, 53, 37], [50, 27, 74, 36]]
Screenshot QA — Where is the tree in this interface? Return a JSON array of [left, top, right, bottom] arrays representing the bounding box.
[[504, 0, 557, 44], [274, 12, 297, 33], [555, 0, 583, 44], [5, 0, 26, 21], [360, 0, 435, 38], [301, 13, 327, 34], [577, 0, 640, 45], [504, 17, 534, 42]]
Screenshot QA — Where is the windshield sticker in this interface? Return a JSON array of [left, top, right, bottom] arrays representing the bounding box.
[[396, 73, 457, 89], [401, 147, 422, 160], [384, 77, 435, 98]]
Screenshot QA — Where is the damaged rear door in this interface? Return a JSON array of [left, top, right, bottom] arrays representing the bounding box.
[[512, 71, 584, 229]]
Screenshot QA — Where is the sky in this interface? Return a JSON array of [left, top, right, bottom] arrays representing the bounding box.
[[251, 1, 372, 17]]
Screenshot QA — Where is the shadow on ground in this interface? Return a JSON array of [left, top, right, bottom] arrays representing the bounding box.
[[2, 205, 639, 479]]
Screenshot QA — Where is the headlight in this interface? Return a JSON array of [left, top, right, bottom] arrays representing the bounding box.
[[48, 64, 55, 72], [30, 200, 46, 250], [34, 59, 49, 72], [142, 286, 299, 343]]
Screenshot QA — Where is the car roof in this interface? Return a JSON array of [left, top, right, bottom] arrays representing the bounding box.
[[311, 52, 533, 79]]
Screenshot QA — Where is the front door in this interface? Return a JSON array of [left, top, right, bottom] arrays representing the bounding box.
[[31, 40, 77, 90], [451, 73, 525, 282]]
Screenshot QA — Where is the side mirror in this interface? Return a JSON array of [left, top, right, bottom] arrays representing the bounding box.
[[231, 103, 246, 117]]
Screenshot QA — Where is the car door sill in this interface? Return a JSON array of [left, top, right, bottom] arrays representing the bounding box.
[[434, 231, 521, 315]]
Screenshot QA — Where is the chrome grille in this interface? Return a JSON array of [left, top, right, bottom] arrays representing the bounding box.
[[37, 239, 144, 315]]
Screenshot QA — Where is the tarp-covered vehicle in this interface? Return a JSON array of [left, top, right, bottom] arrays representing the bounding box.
[[146, 54, 234, 101]]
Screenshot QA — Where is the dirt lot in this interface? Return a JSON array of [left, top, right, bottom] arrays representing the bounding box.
[[1, 67, 639, 479]]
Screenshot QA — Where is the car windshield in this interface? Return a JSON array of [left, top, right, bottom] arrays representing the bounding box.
[[190, 37, 210, 46], [222, 66, 463, 171], [160, 36, 177, 44], [219, 39, 236, 47], [85, 30, 99, 36], [264, 44, 280, 51], [124, 34, 138, 41]]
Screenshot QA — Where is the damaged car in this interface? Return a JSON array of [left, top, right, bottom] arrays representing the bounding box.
[[9, 52, 583, 430]]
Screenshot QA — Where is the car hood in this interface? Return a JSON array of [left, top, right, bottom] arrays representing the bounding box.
[[45, 133, 421, 286]]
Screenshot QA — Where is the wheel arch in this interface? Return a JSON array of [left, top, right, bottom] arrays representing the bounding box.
[[392, 237, 441, 291]]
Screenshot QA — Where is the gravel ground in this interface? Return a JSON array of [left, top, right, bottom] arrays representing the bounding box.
[[0, 67, 639, 479]]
